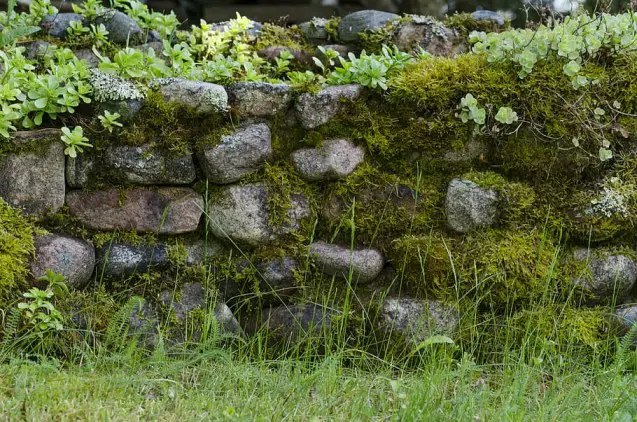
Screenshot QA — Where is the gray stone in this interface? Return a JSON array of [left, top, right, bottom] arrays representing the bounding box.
[[445, 179, 499, 233], [73, 48, 101, 67], [443, 138, 487, 163], [211, 20, 262, 37], [572, 248, 637, 301], [160, 282, 242, 337], [98, 99, 144, 122], [42, 13, 86, 39], [197, 124, 272, 184], [182, 239, 228, 266], [95, 10, 142, 44], [134, 41, 164, 55], [471, 10, 505, 26], [614, 305, 637, 336], [207, 183, 310, 247], [228, 82, 293, 117], [309, 241, 384, 283], [25, 41, 53, 60], [30, 234, 95, 289], [159, 79, 227, 114], [295, 84, 363, 129], [257, 304, 332, 338], [67, 188, 203, 234], [227, 257, 299, 304], [379, 297, 459, 345], [66, 152, 94, 189], [337, 10, 399, 42], [292, 138, 365, 181], [298, 19, 329, 41], [96, 242, 168, 279], [0, 131, 65, 218], [105, 144, 196, 185], [394, 21, 463, 57]]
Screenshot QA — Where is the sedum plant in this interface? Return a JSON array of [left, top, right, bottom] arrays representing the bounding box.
[[61, 126, 92, 157]]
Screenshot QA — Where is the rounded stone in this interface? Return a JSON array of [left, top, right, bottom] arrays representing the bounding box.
[[30, 234, 95, 289], [295, 84, 363, 129], [159, 79, 228, 114], [42, 13, 85, 39], [96, 242, 168, 279], [572, 248, 637, 301], [445, 179, 499, 233], [197, 124, 272, 184], [337, 10, 399, 42], [95, 10, 142, 44], [309, 241, 384, 283]]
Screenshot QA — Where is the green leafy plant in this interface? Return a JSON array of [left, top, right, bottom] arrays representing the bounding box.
[[17, 270, 68, 336], [458, 93, 486, 126], [495, 106, 518, 125], [61, 126, 92, 157], [98, 110, 123, 132]]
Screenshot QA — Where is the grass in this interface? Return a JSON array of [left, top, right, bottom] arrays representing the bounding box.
[[2, 352, 637, 420]]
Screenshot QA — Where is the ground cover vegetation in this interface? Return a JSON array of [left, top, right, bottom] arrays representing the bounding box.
[[2, 1, 637, 418]]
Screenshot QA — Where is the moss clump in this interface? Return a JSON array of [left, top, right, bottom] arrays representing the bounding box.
[[443, 13, 511, 35], [0, 199, 38, 308], [111, 90, 230, 155], [470, 305, 614, 365], [320, 163, 444, 250], [456, 229, 560, 307], [388, 234, 455, 297], [254, 23, 311, 54]]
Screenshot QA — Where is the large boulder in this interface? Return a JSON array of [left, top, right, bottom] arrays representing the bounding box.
[[445, 179, 499, 233], [67, 188, 204, 234], [30, 234, 95, 289], [207, 183, 310, 247], [379, 298, 459, 345], [104, 144, 196, 185], [0, 131, 65, 218], [41, 13, 86, 39], [310, 241, 384, 283], [95, 10, 142, 44], [292, 138, 365, 181], [96, 242, 168, 279], [571, 248, 637, 302], [337, 10, 399, 42], [158, 79, 227, 114], [227, 82, 294, 117], [295, 84, 363, 129], [197, 124, 272, 184]]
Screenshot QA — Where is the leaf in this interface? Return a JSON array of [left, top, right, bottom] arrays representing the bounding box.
[[599, 147, 613, 162], [410, 335, 455, 356], [0, 26, 41, 47]]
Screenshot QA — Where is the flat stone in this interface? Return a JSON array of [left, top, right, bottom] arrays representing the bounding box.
[[379, 297, 459, 345], [197, 124, 272, 184], [572, 248, 637, 302], [67, 188, 203, 234], [30, 234, 95, 289], [96, 242, 168, 279], [105, 144, 196, 185], [471, 10, 505, 26], [159, 79, 228, 114], [25, 41, 53, 60], [0, 132, 65, 218], [292, 138, 365, 181], [309, 241, 384, 283], [445, 179, 499, 233], [295, 84, 363, 129], [95, 10, 142, 44], [298, 19, 329, 41], [337, 10, 399, 42], [227, 82, 293, 117], [207, 183, 310, 247], [42, 13, 86, 39]]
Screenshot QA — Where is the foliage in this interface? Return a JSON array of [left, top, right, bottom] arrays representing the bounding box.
[[17, 270, 67, 336], [98, 110, 123, 132]]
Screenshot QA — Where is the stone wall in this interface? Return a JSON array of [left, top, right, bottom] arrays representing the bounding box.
[[2, 9, 637, 355]]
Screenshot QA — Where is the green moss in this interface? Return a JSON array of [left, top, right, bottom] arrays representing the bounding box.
[[254, 23, 311, 55], [0, 199, 38, 308], [457, 229, 560, 307], [321, 163, 444, 250], [443, 12, 511, 35]]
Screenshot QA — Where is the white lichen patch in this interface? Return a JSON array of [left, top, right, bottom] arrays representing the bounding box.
[[88, 69, 145, 102]]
